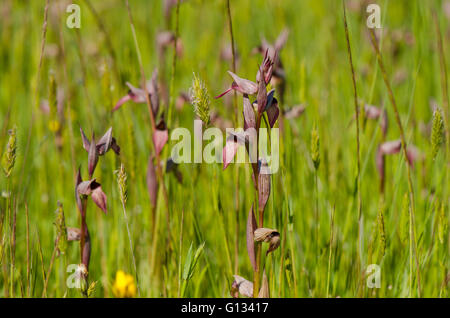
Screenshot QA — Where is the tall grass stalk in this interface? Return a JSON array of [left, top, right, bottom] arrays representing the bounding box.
[[368, 28, 421, 297], [10, 200, 16, 297], [116, 164, 140, 296], [326, 205, 335, 298], [177, 209, 185, 297], [342, 2, 363, 288], [35, 229, 47, 298], [25, 204, 30, 297], [253, 111, 263, 298], [432, 11, 449, 247], [167, 0, 180, 127], [226, 0, 241, 276], [226, 0, 238, 120], [311, 124, 320, 259], [432, 10, 450, 157]]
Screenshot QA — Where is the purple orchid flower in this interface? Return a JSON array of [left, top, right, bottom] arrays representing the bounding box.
[[113, 69, 159, 116], [376, 139, 421, 192], [364, 104, 388, 137], [80, 127, 120, 177]]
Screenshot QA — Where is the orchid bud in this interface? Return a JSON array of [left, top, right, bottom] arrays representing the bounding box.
[[256, 75, 267, 114], [232, 275, 253, 298], [243, 94, 256, 130], [88, 132, 99, 177], [80, 127, 91, 152]]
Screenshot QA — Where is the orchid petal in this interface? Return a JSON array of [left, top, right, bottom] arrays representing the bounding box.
[[88, 132, 99, 177], [243, 94, 256, 130], [227, 71, 258, 95], [257, 77, 267, 113], [153, 121, 168, 157], [223, 139, 239, 170], [91, 186, 107, 213], [266, 100, 279, 128], [214, 87, 233, 99], [380, 140, 402, 155], [80, 127, 91, 151], [112, 95, 132, 112], [264, 89, 276, 111], [96, 127, 113, 155]]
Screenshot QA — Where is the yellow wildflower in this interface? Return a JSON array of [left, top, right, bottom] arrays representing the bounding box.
[[48, 120, 60, 132], [112, 270, 136, 298]]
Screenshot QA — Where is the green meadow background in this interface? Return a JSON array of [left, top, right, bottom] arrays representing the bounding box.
[[0, 0, 448, 297]]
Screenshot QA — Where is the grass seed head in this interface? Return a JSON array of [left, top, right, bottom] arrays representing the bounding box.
[[437, 201, 447, 245], [431, 107, 444, 159], [190, 73, 211, 125], [48, 72, 60, 133], [377, 202, 386, 257], [115, 163, 128, 205], [87, 281, 97, 298], [2, 127, 17, 178], [54, 201, 68, 254], [399, 193, 410, 245]]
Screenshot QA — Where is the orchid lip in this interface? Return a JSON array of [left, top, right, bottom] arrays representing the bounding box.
[[215, 87, 233, 99]]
